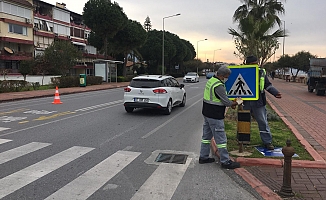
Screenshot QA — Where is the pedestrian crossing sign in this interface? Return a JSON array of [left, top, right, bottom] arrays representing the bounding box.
[[225, 65, 259, 100]]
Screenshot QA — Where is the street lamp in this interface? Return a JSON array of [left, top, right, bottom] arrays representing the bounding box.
[[196, 39, 207, 60], [213, 49, 222, 63], [162, 13, 180, 75], [282, 20, 285, 56]]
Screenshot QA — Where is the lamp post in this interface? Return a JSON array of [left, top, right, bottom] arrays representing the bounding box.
[[162, 13, 180, 75], [281, 20, 286, 76], [213, 49, 222, 63], [282, 20, 285, 57], [196, 39, 207, 60]]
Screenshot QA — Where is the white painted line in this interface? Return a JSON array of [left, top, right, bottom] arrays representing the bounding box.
[[0, 139, 11, 144], [75, 100, 123, 112], [142, 96, 202, 139], [131, 157, 192, 200], [0, 146, 94, 199], [45, 150, 141, 200], [0, 127, 10, 131], [0, 142, 51, 165]]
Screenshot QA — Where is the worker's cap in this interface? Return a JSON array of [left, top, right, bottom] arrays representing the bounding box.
[[245, 56, 258, 64]]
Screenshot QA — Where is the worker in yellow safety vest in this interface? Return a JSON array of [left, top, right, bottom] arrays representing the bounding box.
[[199, 66, 241, 169], [243, 56, 282, 150]]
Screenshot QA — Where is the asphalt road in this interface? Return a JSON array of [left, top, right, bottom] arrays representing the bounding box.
[[0, 78, 263, 200]]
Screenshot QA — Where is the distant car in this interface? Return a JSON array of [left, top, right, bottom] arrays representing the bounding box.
[[206, 72, 215, 79], [123, 75, 186, 115], [183, 72, 199, 83]]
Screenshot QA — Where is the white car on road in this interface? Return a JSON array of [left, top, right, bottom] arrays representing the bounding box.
[[183, 72, 199, 83], [124, 75, 186, 115]]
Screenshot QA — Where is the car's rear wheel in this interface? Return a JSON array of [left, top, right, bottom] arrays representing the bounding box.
[[125, 107, 134, 113], [179, 95, 186, 107], [163, 99, 172, 115]]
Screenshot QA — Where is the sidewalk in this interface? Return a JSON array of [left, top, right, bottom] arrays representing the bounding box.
[[1, 80, 326, 199]]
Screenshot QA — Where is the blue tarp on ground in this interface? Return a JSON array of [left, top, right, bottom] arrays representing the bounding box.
[[255, 147, 299, 157]]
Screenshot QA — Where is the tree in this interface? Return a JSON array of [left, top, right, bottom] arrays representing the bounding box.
[[33, 54, 50, 85], [139, 30, 164, 74], [83, 0, 128, 57], [19, 59, 34, 81], [229, 0, 286, 65], [138, 30, 195, 75], [43, 40, 82, 76], [143, 16, 152, 32], [112, 19, 147, 77], [292, 51, 316, 74], [233, 0, 286, 28]]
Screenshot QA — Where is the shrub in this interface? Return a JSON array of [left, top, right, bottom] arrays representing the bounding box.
[[51, 76, 103, 88], [0, 80, 28, 93], [86, 76, 102, 85]]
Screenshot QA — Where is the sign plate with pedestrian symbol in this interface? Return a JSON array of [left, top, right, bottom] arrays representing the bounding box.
[[225, 65, 259, 100]]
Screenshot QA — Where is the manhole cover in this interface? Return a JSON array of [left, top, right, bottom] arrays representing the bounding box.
[[155, 153, 188, 164]]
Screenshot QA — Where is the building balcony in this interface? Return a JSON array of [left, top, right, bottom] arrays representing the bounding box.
[[0, 51, 33, 61]]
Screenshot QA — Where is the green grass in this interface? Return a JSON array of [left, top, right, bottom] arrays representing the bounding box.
[[224, 105, 313, 160]]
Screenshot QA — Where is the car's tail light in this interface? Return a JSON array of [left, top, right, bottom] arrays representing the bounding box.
[[124, 87, 131, 92], [153, 88, 167, 94]]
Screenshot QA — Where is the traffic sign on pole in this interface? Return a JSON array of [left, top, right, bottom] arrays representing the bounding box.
[[225, 65, 259, 100]]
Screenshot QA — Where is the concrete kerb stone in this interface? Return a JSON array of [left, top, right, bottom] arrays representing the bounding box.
[[235, 168, 283, 200]]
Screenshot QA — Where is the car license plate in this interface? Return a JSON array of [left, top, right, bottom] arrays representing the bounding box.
[[134, 98, 149, 102]]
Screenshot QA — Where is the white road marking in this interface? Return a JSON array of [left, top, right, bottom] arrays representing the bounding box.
[[0, 142, 51, 165], [45, 150, 141, 200], [0, 127, 10, 131], [0, 138, 11, 144], [0, 146, 94, 199], [0, 116, 27, 123], [142, 95, 202, 139], [131, 157, 192, 200], [75, 100, 123, 112]]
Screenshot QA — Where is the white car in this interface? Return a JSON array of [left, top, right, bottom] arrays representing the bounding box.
[[123, 75, 186, 115], [183, 72, 199, 82]]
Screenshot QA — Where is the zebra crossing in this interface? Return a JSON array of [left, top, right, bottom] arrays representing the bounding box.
[[0, 140, 192, 200]]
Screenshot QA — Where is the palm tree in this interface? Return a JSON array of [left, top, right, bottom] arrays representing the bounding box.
[[229, 0, 286, 64], [233, 0, 286, 27]]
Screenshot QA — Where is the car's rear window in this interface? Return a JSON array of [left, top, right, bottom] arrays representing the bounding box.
[[130, 79, 161, 88], [186, 73, 197, 76]]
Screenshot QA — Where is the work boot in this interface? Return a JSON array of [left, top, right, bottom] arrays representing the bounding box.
[[199, 157, 215, 164], [221, 160, 240, 169], [265, 143, 275, 150]]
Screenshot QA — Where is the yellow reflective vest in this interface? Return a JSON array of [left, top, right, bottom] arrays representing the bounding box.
[[203, 77, 225, 106], [259, 68, 266, 92]]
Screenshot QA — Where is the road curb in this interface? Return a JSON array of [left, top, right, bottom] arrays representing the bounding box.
[[235, 168, 283, 200]]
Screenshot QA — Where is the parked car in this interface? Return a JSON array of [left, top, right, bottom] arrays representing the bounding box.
[[183, 72, 199, 83], [206, 72, 215, 79], [123, 75, 186, 115]]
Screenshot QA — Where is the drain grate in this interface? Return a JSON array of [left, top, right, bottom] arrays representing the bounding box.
[[155, 153, 188, 164]]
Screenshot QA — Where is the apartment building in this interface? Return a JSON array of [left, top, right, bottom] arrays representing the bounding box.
[[0, 0, 110, 76], [0, 0, 34, 73]]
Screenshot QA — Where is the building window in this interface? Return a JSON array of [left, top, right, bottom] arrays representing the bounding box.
[[9, 23, 27, 35]]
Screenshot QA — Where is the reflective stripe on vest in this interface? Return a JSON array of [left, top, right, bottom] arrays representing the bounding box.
[[203, 77, 225, 106], [259, 68, 266, 92]]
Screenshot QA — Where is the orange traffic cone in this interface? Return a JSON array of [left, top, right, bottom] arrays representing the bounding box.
[[52, 86, 63, 104]]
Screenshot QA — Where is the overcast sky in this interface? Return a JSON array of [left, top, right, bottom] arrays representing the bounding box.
[[43, 0, 326, 64]]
